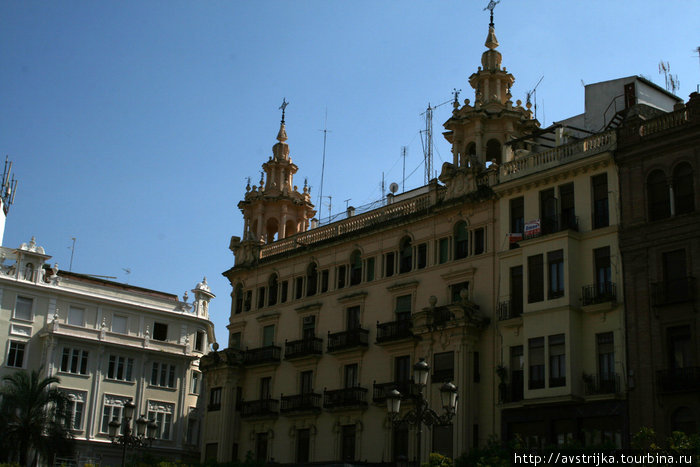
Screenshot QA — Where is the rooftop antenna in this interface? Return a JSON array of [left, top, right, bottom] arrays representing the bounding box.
[[419, 97, 452, 185], [325, 196, 332, 222], [1, 156, 18, 215], [526, 75, 544, 121], [344, 198, 351, 210], [69, 237, 76, 271], [659, 61, 679, 94], [381, 172, 385, 204], [401, 146, 407, 192], [318, 109, 331, 209]]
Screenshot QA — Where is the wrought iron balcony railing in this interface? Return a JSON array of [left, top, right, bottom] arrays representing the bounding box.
[[327, 328, 369, 352], [581, 282, 616, 306], [280, 392, 322, 413], [323, 387, 368, 409], [651, 277, 696, 307], [240, 398, 279, 418], [243, 345, 282, 366], [284, 337, 323, 360], [376, 319, 413, 343], [656, 367, 700, 394], [497, 299, 523, 321], [583, 373, 620, 395], [372, 381, 419, 403]]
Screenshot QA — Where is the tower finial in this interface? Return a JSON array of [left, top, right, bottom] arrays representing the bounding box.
[[279, 98, 289, 124], [484, 0, 500, 26]]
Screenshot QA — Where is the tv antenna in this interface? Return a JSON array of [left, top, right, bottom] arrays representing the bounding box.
[[659, 61, 679, 94], [318, 109, 331, 209], [1, 157, 17, 215], [401, 146, 407, 192], [68, 237, 76, 271], [526, 75, 544, 121], [324, 196, 332, 222], [420, 97, 452, 184]]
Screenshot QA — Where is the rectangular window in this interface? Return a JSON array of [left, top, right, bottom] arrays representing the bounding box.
[[7, 341, 26, 368], [153, 322, 168, 341], [262, 325, 275, 346], [510, 197, 525, 234], [107, 355, 134, 381], [191, 371, 201, 394], [13, 296, 33, 321], [528, 337, 545, 389], [209, 387, 222, 411], [341, 425, 356, 461], [540, 188, 556, 233], [344, 363, 358, 388], [365, 258, 375, 282], [337, 265, 347, 289], [663, 249, 689, 301], [280, 280, 289, 303], [195, 331, 205, 351], [60, 348, 89, 375], [438, 238, 450, 264], [559, 183, 575, 229], [474, 228, 485, 254], [594, 247, 611, 294], [147, 401, 174, 440], [321, 269, 329, 292], [596, 332, 615, 382], [112, 315, 128, 334], [667, 325, 692, 370], [187, 412, 200, 445], [385, 252, 395, 277], [510, 266, 524, 316], [433, 351, 454, 382], [150, 362, 176, 388], [548, 250, 564, 299], [417, 243, 427, 269], [101, 396, 128, 434], [451, 281, 469, 303], [432, 424, 454, 459], [549, 334, 566, 387], [295, 277, 304, 299], [260, 377, 271, 399], [244, 290, 252, 311], [395, 355, 410, 383], [67, 306, 85, 326], [230, 332, 242, 349], [257, 287, 266, 308], [302, 315, 316, 339], [204, 443, 218, 461], [395, 295, 411, 321], [528, 254, 544, 303], [63, 392, 85, 431], [346, 306, 361, 330], [510, 345, 524, 401], [297, 428, 311, 463], [256, 432, 269, 462], [300, 370, 313, 394], [592, 173, 609, 229]]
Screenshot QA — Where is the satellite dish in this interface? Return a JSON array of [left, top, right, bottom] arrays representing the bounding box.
[[389, 182, 399, 194]]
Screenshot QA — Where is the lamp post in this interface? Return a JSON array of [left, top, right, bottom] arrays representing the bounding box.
[[386, 358, 458, 465], [108, 399, 158, 467]]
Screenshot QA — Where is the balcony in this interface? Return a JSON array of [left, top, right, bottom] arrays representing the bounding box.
[[327, 328, 369, 353], [376, 319, 413, 344], [280, 392, 322, 414], [284, 337, 323, 360], [584, 373, 620, 395], [323, 387, 368, 409], [372, 381, 419, 403], [656, 367, 700, 394], [243, 345, 282, 366], [240, 398, 279, 418], [497, 299, 523, 321], [499, 371, 524, 403], [581, 282, 617, 307], [651, 277, 696, 307]]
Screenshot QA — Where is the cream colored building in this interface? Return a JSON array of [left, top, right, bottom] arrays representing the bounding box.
[[0, 237, 215, 465]]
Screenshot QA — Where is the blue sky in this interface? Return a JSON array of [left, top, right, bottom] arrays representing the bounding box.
[[1, 1, 699, 346]]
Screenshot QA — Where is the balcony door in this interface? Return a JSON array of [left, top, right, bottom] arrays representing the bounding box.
[[663, 249, 688, 301], [300, 370, 313, 394], [395, 356, 410, 384]]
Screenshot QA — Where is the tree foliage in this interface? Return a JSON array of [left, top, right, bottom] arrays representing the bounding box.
[[0, 369, 75, 466]]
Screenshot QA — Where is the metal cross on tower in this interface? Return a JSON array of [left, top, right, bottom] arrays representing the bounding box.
[[484, 0, 500, 25], [279, 98, 289, 123]]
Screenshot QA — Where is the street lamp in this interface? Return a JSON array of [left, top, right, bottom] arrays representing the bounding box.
[[108, 399, 158, 467], [386, 358, 458, 465]]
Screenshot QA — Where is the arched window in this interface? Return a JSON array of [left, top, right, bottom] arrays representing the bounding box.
[[673, 162, 695, 215], [23, 263, 34, 281], [486, 139, 502, 164], [399, 237, 412, 274], [266, 217, 279, 243], [350, 250, 362, 286], [465, 142, 476, 167], [454, 222, 469, 260], [285, 219, 297, 238], [234, 283, 244, 314], [306, 263, 317, 297], [268, 274, 278, 307], [671, 407, 696, 434], [647, 170, 670, 221]]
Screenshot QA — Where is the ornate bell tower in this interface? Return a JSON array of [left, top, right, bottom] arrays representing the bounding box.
[[230, 101, 316, 265], [440, 3, 539, 196]]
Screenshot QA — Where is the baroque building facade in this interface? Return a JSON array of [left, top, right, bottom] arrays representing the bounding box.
[[200, 14, 696, 466], [0, 236, 215, 465]]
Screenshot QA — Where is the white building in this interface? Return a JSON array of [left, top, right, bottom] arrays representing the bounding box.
[[0, 236, 215, 465]]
